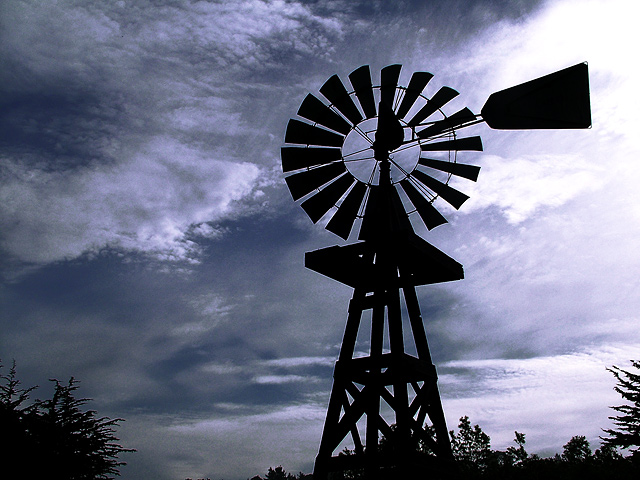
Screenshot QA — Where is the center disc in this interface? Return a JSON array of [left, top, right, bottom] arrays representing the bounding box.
[[342, 118, 419, 185]]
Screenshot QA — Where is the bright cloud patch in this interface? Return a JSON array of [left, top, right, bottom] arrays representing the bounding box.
[[461, 153, 604, 223], [262, 356, 336, 368], [253, 374, 312, 384]]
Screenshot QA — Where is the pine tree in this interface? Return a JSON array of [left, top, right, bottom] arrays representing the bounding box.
[[39, 377, 135, 479], [0, 360, 42, 465], [0, 361, 134, 479], [602, 360, 640, 460]]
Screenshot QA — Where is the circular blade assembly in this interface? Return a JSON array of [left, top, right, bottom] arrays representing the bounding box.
[[282, 64, 483, 241]]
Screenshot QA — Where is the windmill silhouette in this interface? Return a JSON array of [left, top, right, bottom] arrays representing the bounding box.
[[281, 63, 590, 479]]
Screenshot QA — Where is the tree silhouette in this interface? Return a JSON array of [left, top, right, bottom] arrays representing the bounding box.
[[0, 360, 41, 469], [264, 465, 296, 480], [562, 435, 592, 463], [505, 431, 528, 465], [602, 360, 640, 460], [249, 466, 311, 480], [248, 414, 640, 480], [449, 415, 492, 472], [0, 360, 134, 479]]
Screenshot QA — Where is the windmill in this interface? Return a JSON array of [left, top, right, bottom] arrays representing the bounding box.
[[281, 63, 590, 479]]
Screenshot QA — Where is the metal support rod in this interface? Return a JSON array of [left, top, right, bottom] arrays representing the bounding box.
[[366, 289, 384, 478], [387, 285, 411, 469]]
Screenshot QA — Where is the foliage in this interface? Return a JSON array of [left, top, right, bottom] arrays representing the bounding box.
[[562, 435, 592, 463], [602, 360, 640, 459], [265, 466, 297, 480], [249, 466, 310, 480], [505, 431, 528, 465], [273, 416, 639, 480], [449, 415, 492, 472], [0, 360, 134, 479]]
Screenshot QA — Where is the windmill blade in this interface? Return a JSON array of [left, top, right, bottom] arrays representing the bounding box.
[[349, 65, 377, 119], [285, 162, 347, 200], [298, 94, 352, 135], [418, 158, 480, 181], [412, 169, 469, 210], [400, 179, 448, 230], [285, 119, 344, 147], [281, 146, 342, 173], [420, 135, 483, 152], [482, 62, 591, 129], [319, 74, 363, 125], [396, 71, 434, 120], [407, 86, 459, 127], [326, 181, 367, 239], [417, 107, 477, 139], [301, 173, 355, 223], [380, 64, 402, 109]]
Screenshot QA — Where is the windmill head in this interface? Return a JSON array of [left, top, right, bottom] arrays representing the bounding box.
[[282, 62, 592, 243]]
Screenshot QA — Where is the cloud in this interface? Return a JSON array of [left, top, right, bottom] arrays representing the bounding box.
[[439, 344, 640, 454], [0, 0, 352, 268], [0, 0, 344, 82], [254, 374, 314, 384], [449, 0, 637, 99], [461, 153, 605, 223], [0, 138, 260, 263], [145, 402, 325, 479], [262, 356, 336, 368]]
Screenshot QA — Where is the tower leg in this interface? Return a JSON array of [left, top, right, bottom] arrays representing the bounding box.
[[314, 288, 367, 480], [402, 282, 454, 462]]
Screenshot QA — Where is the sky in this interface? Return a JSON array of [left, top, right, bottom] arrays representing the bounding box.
[[1, 0, 639, 478]]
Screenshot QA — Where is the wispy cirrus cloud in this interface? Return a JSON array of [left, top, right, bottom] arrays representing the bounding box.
[[158, 403, 326, 479]]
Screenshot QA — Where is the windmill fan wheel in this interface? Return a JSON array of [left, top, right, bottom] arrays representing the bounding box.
[[282, 64, 483, 240]]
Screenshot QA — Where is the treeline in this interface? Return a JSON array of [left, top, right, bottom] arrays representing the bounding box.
[[249, 360, 640, 480], [249, 419, 639, 480], [438, 416, 638, 479]]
